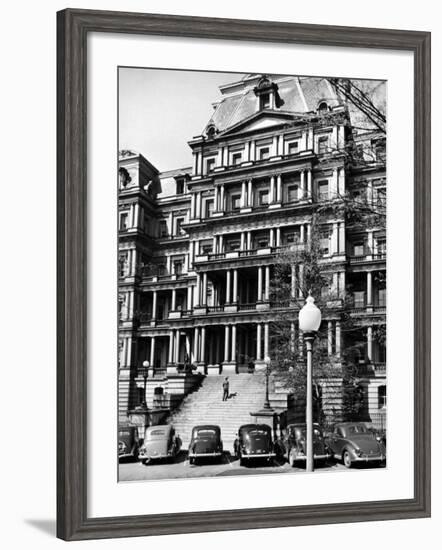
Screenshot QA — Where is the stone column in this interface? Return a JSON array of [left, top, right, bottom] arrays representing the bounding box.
[[300, 170, 305, 198], [219, 235, 224, 253], [175, 330, 180, 363], [226, 270, 231, 303], [367, 326, 373, 361], [276, 174, 282, 202], [300, 224, 305, 243], [332, 223, 339, 254], [241, 181, 247, 208], [202, 273, 208, 305], [367, 271, 373, 306], [272, 135, 278, 156], [214, 186, 219, 211], [328, 321, 333, 355], [270, 175, 275, 203], [196, 192, 202, 219], [250, 140, 256, 161], [201, 327, 206, 364], [231, 325, 237, 364], [290, 322, 296, 353], [339, 222, 345, 253], [189, 241, 194, 270], [269, 228, 275, 247], [248, 179, 253, 207], [306, 223, 311, 245], [168, 331, 174, 363], [152, 290, 157, 319], [276, 227, 281, 247], [307, 169, 312, 198], [212, 235, 217, 254], [233, 269, 238, 304], [196, 273, 201, 306], [291, 266, 297, 299], [193, 153, 199, 175], [220, 185, 225, 212], [247, 231, 252, 250], [257, 267, 263, 301], [190, 193, 196, 218], [256, 323, 262, 360], [265, 266, 270, 301], [240, 232, 246, 250], [187, 285, 192, 310], [130, 249, 137, 276], [193, 327, 199, 363], [224, 325, 230, 362], [264, 323, 269, 359], [126, 336, 132, 367], [335, 321, 341, 355], [298, 264, 304, 298]]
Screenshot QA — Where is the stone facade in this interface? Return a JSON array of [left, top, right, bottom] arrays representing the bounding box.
[[118, 74, 386, 428]]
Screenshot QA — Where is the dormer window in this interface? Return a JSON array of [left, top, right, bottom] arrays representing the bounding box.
[[259, 93, 271, 110], [258, 147, 270, 160], [231, 152, 242, 166], [176, 178, 184, 194], [318, 102, 329, 114], [205, 157, 216, 174]]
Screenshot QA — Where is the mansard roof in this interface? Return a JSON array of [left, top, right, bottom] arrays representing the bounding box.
[[205, 75, 341, 135]]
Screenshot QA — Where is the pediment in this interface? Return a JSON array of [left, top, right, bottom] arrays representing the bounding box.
[[219, 110, 299, 137]]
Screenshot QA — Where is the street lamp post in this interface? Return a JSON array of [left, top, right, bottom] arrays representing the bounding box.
[[298, 293, 322, 472]]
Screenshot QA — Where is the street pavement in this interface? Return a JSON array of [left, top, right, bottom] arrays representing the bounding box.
[[118, 452, 382, 481]]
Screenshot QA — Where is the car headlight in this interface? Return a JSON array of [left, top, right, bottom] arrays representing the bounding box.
[[355, 448, 363, 457]]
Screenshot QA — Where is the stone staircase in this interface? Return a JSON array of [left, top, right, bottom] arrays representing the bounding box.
[[168, 374, 268, 451]]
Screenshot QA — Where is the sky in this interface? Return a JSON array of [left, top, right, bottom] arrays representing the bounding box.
[[119, 68, 246, 172]]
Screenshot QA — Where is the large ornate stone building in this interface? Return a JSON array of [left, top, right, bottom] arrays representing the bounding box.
[[118, 74, 386, 428]]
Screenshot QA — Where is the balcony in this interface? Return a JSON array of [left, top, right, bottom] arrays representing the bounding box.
[[358, 362, 386, 377], [194, 243, 308, 265], [349, 252, 386, 264]]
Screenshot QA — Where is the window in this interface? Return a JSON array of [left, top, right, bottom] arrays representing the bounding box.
[[231, 194, 241, 210], [259, 93, 271, 110], [119, 254, 127, 276], [205, 199, 214, 218], [373, 139, 386, 162], [353, 242, 365, 256], [176, 178, 185, 194], [205, 158, 216, 174], [353, 291, 365, 308], [119, 212, 129, 230], [318, 136, 328, 154], [258, 147, 270, 160], [287, 141, 299, 155], [227, 240, 240, 252], [317, 180, 329, 201], [321, 285, 330, 299], [377, 239, 386, 255], [318, 102, 328, 114], [231, 152, 242, 166], [173, 260, 183, 275], [256, 237, 269, 249], [319, 230, 331, 254], [378, 385, 387, 408], [285, 231, 299, 244], [258, 189, 269, 206], [287, 185, 298, 203], [201, 243, 213, 254], [377, 288, 386, 307], [159, 220, 168, 238], [175, 217, 185, 236]]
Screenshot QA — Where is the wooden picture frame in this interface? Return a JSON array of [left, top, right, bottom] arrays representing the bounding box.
[[57, 8, 431, 541]]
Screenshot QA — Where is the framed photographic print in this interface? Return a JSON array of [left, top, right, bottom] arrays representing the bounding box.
[[57, 8, 431, 541]]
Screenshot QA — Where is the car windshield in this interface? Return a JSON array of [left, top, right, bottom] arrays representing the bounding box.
[[295, 428, 322, 438], [195, 429, 216, 437], [346, 424, 368, 435]]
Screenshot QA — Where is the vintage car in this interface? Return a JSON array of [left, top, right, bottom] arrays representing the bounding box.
[[138, 424, 181, 465], [281, 423, 331, 466], [118, 426, 139, 461], [326, 422, 386, 468], [188, 425, 223, 464], [234, 424, 275, 465]]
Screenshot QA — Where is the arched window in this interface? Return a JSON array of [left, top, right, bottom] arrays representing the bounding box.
[[318, 101, 328, 114]]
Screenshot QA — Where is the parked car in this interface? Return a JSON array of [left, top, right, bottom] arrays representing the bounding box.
[[138, 424, 181, 465], [326, 422, 386, 468], [118, 426, 139, 461], [188, 425, 223, 464], [234, 424, 275, 465], [281, 423, 331, 467]]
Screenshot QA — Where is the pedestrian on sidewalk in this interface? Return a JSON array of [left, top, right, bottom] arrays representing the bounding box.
[[222, 377, 229, 401]]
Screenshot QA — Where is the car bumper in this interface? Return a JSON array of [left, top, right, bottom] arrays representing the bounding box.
[[139, 453, 171, 460], [353, 454, 386, 462], [241, 452, 276, 459], [293, 454, 330, 461], [118, 453, 136, 459], [188, 451, 223, 458]]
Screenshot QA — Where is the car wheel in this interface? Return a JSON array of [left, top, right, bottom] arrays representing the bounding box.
[[342, 450, 352, 468]]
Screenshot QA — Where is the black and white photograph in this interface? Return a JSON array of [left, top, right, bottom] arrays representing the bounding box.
[[117, 69, 387, 482]]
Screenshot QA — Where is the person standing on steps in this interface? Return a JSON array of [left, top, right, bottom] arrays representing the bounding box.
[[222, 377, 229, 401]]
